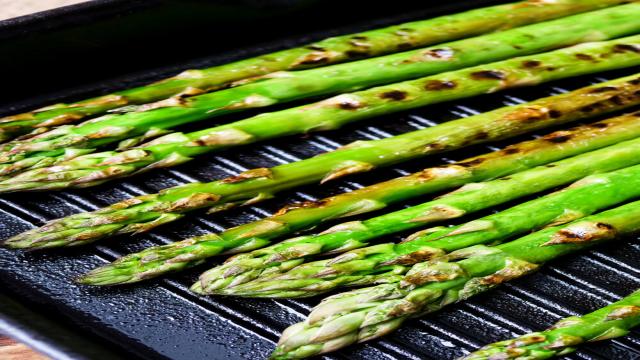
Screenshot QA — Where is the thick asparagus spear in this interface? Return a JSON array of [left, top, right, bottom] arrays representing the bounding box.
[[78, 112, 640, 286], [6, 72, 640, 253], [190, 137, 640, 294], [270, 201, 640, 359], [218, 163, 640, 297], [2, 13, 640, 178], [0, 0, 628, 143], [461, 290, 640, 360]]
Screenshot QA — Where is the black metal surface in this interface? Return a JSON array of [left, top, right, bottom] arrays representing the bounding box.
[[1, 1, 640, 360]]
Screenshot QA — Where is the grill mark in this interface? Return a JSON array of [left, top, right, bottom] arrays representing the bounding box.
[[470, 70, 506, 80], [424, 80, 457, 91], [380, 90, 408, 101]]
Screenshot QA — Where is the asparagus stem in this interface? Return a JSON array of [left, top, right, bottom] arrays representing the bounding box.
[[2, 11, 640, 179], [78, 112, 640, 286], [217, 163, 640, 298], [269, 201, 640, 359], [461, 289, 640, 360], [0, 0, 628, 142], [191, 135, 640, 295], [6, 71, 640, 252]]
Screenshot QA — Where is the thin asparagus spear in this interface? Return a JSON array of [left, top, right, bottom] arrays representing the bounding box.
[[78, 113, 640, 286], [190, 137, 640, 294], [461, 290, 640, 360], [219, 163, 640, 297], [0, 0, 628, 142], [2, 12, 640, 178], [5, 70, 640, 252], [269, 201, 640, 359]]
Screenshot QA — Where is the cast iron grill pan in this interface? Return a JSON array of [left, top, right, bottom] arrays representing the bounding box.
[[1, 1, 639, 359]]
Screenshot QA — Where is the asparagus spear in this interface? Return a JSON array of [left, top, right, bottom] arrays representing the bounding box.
[[0, 0, 628, 143], [2, 12, 640, 179], [7, 77, 640, 254], [79, 113, 640, 286], [270, 200, 640, 359], [6, 71, 640, 253], [190, 136, 640, 294], [218, 163, 640, 297], [461, 290, 640, 360]]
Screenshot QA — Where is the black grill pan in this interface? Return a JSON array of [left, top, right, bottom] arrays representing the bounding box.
[[1, 1, 640, 359]]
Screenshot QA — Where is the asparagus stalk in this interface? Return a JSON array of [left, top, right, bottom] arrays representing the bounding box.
[[270, 201, 640, 359], [461, 290, 640, 360], [77, 112, 640, 286], [219, 163, 640, 298], [2, 13, 640, 179], [7, 75, 640, 253], [5, 73, 640, 253], [0, 0, 628, 143], [190, 136, 640, 294]]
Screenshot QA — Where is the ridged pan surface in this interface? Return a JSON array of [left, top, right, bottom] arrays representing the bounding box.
[[1, 2, 639, 359]]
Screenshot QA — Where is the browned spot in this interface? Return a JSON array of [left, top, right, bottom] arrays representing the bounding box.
[[500, 177, 512, 181], [297, 54, 329, 66], [596, 222, 614, 231], [629, 78, 640, 85], [338, 100, 363, 110], [424, 80, 457, 91], [609, 95, 624, 106], [351, 35, 368, 40], [305, 45, 325, 51], [345, 49, 370, 58], [634, 110, 640, 117], [470, 70, 506, 80], [522, 60, 542, 68], [422, 48, 454, 60], [502, 147, 520, 155], [580, 105, 595, 113], [589, 122, 609, 128], [396, 42, 413, 50], [575, 53, 594, 61], [545, 164, 557, 168], [399, 27, 415, 32], [590, 86, 618, 93], [545, 134, 572, 143], [614, 44, 640, 53], [549, 110, 562, 118], [513, 44, 523, 50], [474, 131, 489, 140], [503, 106, 549, 123], [426, 142, 445, 150], [380, 90, 408, 101], [457, 158, 485, 167]]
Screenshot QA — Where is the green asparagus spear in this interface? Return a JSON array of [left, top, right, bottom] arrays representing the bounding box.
[[461, 290, 640, 360], [269, 200, 640, 359], [192, 136, 640, 294], [6, 70, 640, 252], [2, 11, 640, 178], [78, 112, 640, 286], [218, 163, 640, 297], [0, 0, 628, 142]]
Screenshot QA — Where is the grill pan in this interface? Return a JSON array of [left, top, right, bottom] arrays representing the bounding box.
[[1, 1, 640, 359]]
